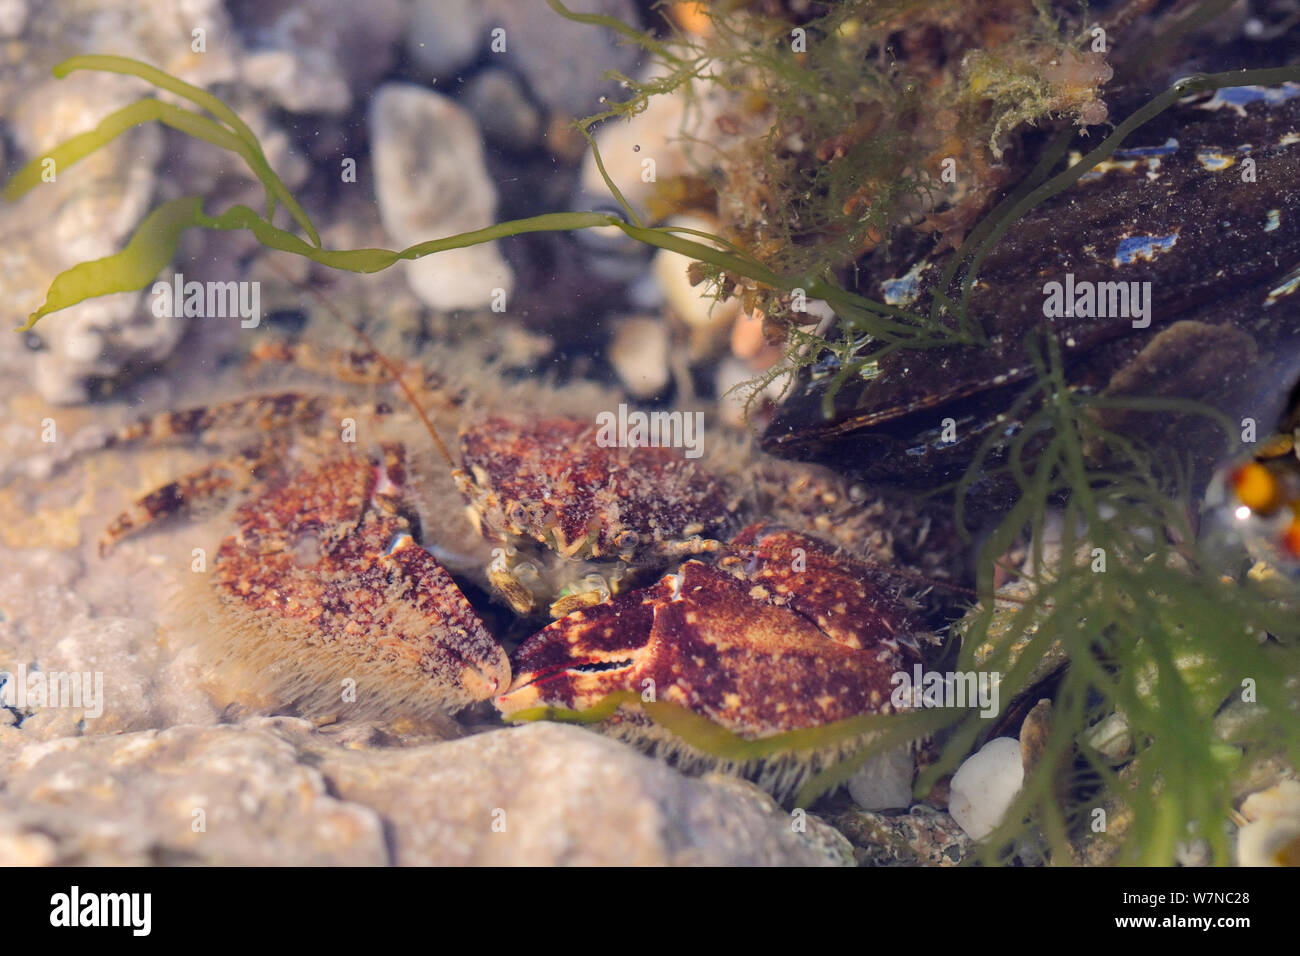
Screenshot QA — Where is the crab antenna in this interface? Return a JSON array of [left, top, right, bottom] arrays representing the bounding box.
[[265, 260, 457, 470]]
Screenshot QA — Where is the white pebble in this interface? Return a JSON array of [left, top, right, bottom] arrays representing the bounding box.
[[370, 84, 513, 312], [948, 737, 1024, 841], [1238, 816, 1300, 866], [608, 316, 670, 399], [652, 216, 740, 355]]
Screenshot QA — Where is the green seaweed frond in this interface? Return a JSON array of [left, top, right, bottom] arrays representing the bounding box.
[[930, 336, 1299, 864]]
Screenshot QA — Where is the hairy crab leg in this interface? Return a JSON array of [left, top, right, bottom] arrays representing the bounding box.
[[99, 438, 277, 555]]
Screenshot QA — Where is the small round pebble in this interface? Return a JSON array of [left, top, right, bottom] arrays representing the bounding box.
[[948, 736, 1025, 841]]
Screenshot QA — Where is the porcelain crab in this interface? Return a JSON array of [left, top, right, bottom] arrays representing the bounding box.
[[89, 371, 946, 787]]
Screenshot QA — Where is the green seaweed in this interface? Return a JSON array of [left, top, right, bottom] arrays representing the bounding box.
[[507, 690, 958, 766]]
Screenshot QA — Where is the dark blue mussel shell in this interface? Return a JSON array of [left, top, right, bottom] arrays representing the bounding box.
[[762, 85, 1300, 499]]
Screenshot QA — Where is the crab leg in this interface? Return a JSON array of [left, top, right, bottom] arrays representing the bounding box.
[[103, 392, 343, 451], [99, 439, 277, 555]]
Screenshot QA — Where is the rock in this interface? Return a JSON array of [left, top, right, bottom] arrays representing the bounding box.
[[1237, 816, 1300, 866], [482, 0, 643, 118], [0, 720, 389, 865], [607, 315, 670, 398], [0, 720, 855, 865], [948, 736, 1025, 841], [65, 0, 239, 87], [731, 308, 784, 370], [30, 296, 182, 405], [3, 71, 177, 403], [315, 723, 855, 866], [242, 48, 350, 114], [462, 68, 543, 151], [1241, 778, 1300, 822], [715, 355, 784, 429], [1237, 779, 1300, 866], [578, 66, 759, 220], [652, 216, 740, 357], [0, 0, 27, 37], [1083, 711, 1133, 762], [0, 541, 221, 745], [1018, 698, 1052, 774], [965, 576, 1068, 689], [238, 0, 406, 113], [370, 83, 514, 312], [578, 73, 693, 218], [406, 0, 487, 79], [834, 805, 973, 866], [847, 745, 915, 811]]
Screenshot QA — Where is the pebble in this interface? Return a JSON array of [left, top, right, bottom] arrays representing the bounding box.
[[715, 355, 785, 429], [578, 65, 753, 221], [239, 0, 405, 113], [1237, 779, 1300, 866], [948, 736, 1025, 841], [4, 58, 176, 402], [462, 68, 543, 151], [1084, 711, 1133, 762], [579, 77, 693, 218], [607, 315, 671, 398], [0, 720, 389, 865], [0, 0, 27, 36], [370, 83, 514, 311], [847, 744, 915, 810], [835, 805, 973, 866], [652, 215, 740, 356], [243, 48, 350, 114], [406, 0, 488, 80], [1018, 698, 1052, 774], [731, 308, 785, 369], [482, 0, 643, 118]]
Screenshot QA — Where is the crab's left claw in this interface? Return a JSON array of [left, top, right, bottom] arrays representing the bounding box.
[[497, 575, 667, 716], [498, 557, 920, 736]]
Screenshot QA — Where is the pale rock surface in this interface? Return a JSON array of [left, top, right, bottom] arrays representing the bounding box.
[[0, 720, 855, 866]]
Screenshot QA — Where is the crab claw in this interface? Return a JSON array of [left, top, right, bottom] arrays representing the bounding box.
[[208, 452, 511, 719], [384, 535, 513, 705], [498, 558, 919, 737], [497, 574, 667, 716]]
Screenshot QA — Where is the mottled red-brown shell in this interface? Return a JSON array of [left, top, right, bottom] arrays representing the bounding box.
[[497, 527, 924, 737], [210, 448, 510, 715], [720, 523, 924, 652], [457, 415, 730, 562]]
